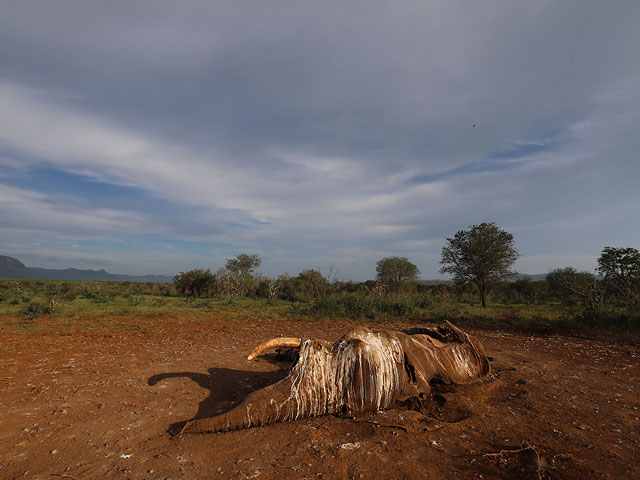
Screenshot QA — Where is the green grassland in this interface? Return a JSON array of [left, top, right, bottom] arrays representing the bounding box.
[[0, 280, 289, 333], [1, 279, 638, 338]]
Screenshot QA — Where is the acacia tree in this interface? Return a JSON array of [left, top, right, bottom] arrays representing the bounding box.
[[225, 254, 262, 276], [439, 222, 519, 307], [546, 267, 605, 310], [173, 269, 216, 297], [219, 254, 262, 297], [376, 256, 420, 298], [216, 267, 246, 298], [297, 269, 330, 299], [265, 273, 290, 302], [597, 247, 640, 305]]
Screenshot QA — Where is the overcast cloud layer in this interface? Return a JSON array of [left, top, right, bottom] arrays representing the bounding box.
[[1, 1, 638, 279]]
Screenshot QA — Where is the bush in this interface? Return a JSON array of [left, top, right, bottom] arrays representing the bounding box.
[[151, 298, 168, 307], [22, 302, 52, 320], [194, 299, 215, 311], [174, 269, 216, 297], [83, 290, 116, 303], [577, 308, 640, 332], [297, 294, 421, 320]]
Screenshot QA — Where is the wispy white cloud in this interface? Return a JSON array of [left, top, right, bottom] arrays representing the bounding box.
[[0, 2, 638, 278], [0, 184, 147, 233]]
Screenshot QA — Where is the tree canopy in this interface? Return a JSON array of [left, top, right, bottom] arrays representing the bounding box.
[[376, 256, 420, 297], [439, 222, 518, 307], [225, 253, 262, 276], [546, 267, 604, 310], [597, 247, 640, 304], [173, 268, 216, 297]]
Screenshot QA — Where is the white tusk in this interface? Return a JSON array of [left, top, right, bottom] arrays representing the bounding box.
[[247, 337, 302, 360]]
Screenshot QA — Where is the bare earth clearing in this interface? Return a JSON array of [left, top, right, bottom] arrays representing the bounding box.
[[1, 316, 638, 479]]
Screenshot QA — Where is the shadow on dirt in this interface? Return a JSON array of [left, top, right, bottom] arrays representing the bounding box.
[[148, 355, 290, 434]]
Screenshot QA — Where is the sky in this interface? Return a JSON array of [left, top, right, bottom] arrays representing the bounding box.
[[1, 1, 639, 280]]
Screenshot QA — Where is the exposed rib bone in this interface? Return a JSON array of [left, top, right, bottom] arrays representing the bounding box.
[[247, 337, 302, 360]]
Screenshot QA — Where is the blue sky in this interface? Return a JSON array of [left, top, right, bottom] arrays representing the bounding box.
[[1, 1, 639, 279]]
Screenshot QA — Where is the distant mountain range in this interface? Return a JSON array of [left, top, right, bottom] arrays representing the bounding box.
[[419, 273, 549, 284], [512, 273, 548, 281], [1, 254, 552, 284], [0, 255, 174, 283]]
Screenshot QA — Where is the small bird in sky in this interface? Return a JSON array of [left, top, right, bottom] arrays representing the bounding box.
[[472, 124, 477, 128]]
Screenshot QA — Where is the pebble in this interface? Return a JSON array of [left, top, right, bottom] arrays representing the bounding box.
[[340, 442, 361, 450]]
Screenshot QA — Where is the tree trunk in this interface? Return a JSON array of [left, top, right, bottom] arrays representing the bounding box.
[[480, 288, 486, 307]]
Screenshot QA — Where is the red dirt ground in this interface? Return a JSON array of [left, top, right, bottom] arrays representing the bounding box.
[[1, 316, 638, 479]]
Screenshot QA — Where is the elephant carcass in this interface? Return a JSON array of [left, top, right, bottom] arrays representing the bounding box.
[[181, 321, 490, 434]]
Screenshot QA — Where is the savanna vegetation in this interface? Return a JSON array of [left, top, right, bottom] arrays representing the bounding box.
[[2, 244, 639, 337]]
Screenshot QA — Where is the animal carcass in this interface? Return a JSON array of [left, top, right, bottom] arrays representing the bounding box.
[[181, 321, 490, 434]]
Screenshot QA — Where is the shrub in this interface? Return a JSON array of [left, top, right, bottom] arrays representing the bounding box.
[[297, 294, 421, 320], [577, 308, 640, 332], [84, 291, 116, 303], [22, 302, 52, 320], [174, 269, 217, 297], [376, 257, 420, 298]]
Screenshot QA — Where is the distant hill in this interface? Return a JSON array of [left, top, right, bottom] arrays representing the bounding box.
[[420, 274, 549, 284], [512, 273, 548, 281], [0, 253, 557, 284], [417, 279, 453, 285], [0, 255, 41, 279], [28, 267, 174, 283], [28, 267, 121, 281], [0, 255, 174, 283]]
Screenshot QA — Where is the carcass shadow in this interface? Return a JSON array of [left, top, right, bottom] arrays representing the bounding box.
[[148, 355, 290, 434]]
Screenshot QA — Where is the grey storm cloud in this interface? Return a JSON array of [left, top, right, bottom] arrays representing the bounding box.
[[0, 1, 639, 277]]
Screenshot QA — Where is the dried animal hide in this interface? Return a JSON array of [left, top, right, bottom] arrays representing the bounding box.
[[182, 321, 490, 433]]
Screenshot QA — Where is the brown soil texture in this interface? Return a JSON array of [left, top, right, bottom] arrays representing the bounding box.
[[1, 317, 639, 479]]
